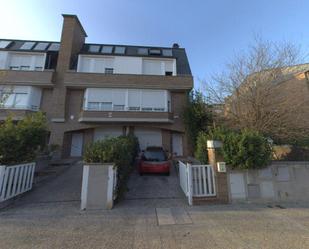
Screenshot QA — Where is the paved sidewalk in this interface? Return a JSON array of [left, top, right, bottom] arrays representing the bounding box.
[[1, 201, 309, 249], [1, 162, 309, 248]]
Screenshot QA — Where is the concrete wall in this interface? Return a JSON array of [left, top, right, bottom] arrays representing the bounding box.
[[228, 161, 309, 202]]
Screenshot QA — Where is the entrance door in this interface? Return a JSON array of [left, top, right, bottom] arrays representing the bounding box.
[[70, 133, 83, 157], [229, 173, 246, 199], [172, 133, 183, 156]]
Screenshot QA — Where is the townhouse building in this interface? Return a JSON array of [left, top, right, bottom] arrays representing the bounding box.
[[0, 14, 193, 158]]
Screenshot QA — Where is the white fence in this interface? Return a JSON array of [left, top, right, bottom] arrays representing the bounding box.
[[179, 161, 216, 205], [0, 163, 36, 202]]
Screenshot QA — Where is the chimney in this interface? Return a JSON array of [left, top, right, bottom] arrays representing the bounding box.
[[50, 15, 87, 128], [56, 14, 87, 73], [172, 43, 180, 48]]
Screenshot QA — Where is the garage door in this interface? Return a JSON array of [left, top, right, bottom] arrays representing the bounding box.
[[134, 128, 162, 150], [94, 127, 123, 141]]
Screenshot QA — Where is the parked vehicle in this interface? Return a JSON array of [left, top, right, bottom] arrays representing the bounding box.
[[138, 146, 171, 175]]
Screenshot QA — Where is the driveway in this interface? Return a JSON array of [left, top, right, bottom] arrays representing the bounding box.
[[122, 163, 188, 208]]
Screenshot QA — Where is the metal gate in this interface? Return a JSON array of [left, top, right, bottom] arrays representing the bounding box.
[[178, 161, 216, 205]]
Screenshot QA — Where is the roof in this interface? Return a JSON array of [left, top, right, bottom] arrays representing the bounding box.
[[0, 39, 60, 52], [272, 63, 309, 84], [80, 43, 192, 75], [0, 39, 192, 75]]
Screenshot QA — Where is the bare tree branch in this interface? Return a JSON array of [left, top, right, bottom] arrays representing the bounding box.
[[202, 38, 309, 142]]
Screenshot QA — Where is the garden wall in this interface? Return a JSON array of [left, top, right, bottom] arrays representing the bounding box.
[[228, 161, 309, 202]]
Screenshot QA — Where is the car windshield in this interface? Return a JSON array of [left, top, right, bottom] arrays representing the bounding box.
[[142, 150, 167, 162]]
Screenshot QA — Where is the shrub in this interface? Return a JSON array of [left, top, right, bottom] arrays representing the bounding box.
[[222, 129, 272, 170], [0, 112, 48, 165], [195, 127, 272, 169], [182, 90, 213, 152], [195, 132, 209, 164], [195, 127, 229, 163], [83, 135, 139, 199]]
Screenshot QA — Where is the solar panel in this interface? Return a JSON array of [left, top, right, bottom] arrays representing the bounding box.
[[137, 48, 148, 55], [20, 42, 35, 50], [0, 40, 11, 49], [149, 49, 161, 55], [101, 46, 113, 53], [48, 43, 60, 51], [114, 46, 125, 54], [33, 42, 49, 51], [88, 45, 100, 53], [162, 49, 173, 56]]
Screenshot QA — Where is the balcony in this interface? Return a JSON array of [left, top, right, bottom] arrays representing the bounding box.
[[64, 71, 193, 90], [79, 110, 174, 123], [0, 70, 54, 87]]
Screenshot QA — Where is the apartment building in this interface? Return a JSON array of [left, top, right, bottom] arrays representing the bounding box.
[[0, 14, 193, 158]]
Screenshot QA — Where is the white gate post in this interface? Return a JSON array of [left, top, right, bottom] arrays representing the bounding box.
[[187, 163, 193, 206]]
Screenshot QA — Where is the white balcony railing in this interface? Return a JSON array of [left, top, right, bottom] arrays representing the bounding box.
[[84, 103, 167, 112]]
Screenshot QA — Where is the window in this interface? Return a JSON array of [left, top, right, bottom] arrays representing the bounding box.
[[141, 107, 152, 111], [88, 45, 100, 53], [33, 42, 49, 51], [14, 93, 28, 107], [20, 42, 35, 50], [105, 68, 114, 74], [149, 49, 161, 55], [113, 105, 125, 111], [85, 88, 169, 113], [88, 102, 100, 110], [141, 90, 166, 112], [79, 56, 114, 73], [100, 102, 112, 111], [20, 66, 30, 70], [101, 46, 113, 53], [165, 61, 174, 75], [0, 40, 11, 49], [35, 66, 43, 71], [142, 59, 162, 75], [112, 89, 126, 110], [114, 46, 125, 54], [48, 43, 60, 51], [137, 48, 148, 55], [162, 49, 173, 56], [128, 89, 140, 111], [8, 53, 45, 71], [0, 88, 28, 109]]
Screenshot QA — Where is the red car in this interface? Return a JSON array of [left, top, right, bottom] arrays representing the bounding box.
[[138, 147, 171, 175]]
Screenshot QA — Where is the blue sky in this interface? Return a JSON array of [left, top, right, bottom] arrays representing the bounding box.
[[1, 0, 308, 89]]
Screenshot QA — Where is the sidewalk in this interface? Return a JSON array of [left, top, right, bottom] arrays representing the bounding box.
[[1, 162, 309, 248]]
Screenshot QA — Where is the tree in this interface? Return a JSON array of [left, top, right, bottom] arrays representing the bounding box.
[[0, 85, 13, 108], [182, 90, 213, 152], [203, 38, 309, 143], [0, 112, 48, 165]]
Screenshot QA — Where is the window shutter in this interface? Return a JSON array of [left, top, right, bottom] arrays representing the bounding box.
[[142, 60, 162, 75]]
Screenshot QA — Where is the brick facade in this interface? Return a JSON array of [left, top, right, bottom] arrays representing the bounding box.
[[0, 14, 193, 158]]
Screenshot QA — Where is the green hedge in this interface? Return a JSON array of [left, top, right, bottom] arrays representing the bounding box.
[[0, 112, 48, 165], [83, 135, 139, 199], [195, 128, 272, 170], [195, 127, 229, 164]]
